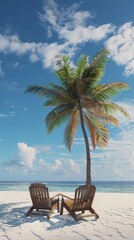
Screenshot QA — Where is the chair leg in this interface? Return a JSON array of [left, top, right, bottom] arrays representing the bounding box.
[[63, 202, 78, 221], [47, 203, 57, 219], [26, 206, 34, 216], [89, 207, 99, 219], [60, 198, 64, 215], [57, 200, 60, 213]]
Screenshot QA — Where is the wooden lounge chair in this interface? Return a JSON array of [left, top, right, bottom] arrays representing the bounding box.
[[60, 185, 99, 221], [26, 183, 59, 219]]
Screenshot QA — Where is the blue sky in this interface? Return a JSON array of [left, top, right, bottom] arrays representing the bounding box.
[[0, 0, 134, 182]]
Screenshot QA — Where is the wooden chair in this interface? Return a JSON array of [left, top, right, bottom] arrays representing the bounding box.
[[26, 183, 59, 219], [60, 185, 99, 221]]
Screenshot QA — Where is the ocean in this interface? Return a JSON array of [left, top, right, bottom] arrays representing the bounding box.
[[0, 181, 134, 193]]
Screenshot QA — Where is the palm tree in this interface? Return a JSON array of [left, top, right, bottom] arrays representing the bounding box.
[[25, 49, 130, 185]]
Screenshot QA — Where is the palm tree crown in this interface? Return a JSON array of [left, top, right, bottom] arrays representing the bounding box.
[[25, 49, 130, 185]]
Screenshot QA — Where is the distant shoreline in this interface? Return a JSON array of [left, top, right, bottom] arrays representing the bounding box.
[[0, 180, 134, 193]]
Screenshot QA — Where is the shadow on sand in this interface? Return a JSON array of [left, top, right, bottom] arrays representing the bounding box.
[[0, 202, 96, 231]]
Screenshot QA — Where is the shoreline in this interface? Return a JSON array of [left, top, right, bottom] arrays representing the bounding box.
[[0, 181, 134, 193], [0, 191, 134, 240]]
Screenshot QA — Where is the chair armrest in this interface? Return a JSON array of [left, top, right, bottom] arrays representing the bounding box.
[[50, 193, 60, 200], [50, 193, 74, 200], [60, 194, 74, 200]]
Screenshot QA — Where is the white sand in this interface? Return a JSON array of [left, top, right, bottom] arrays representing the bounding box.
[[0, 191, 134, 240]]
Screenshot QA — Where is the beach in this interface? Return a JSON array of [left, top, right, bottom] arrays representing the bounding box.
[[0, 191, 134, 240]]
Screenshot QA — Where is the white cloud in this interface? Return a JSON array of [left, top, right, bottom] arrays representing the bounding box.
[[39, 0, 59, 28], [9, 111, 16, 117], [11, 61, 19, 69], [29, 53, 39, 62], [39, 158, 51, 172], [39, 158, 64, 174], [52, 159, 62, 172], [87, 99, 134, 180], [17, 142, 37, 169], [65, 159, 80, 174], [73, 138, 85, 147], [91, 124, 134, 180], [73, 11, 93, 26], [38, 42, 71, 68], [113, 100, 133, 125], [0, 61, 4, 76], [125, 59, 134, 76], [0, 2, 114, 70], [39, 0, 81, 32], [1, 1, 134, 79], [105, 22, 134, 76], [112, 167, 123, 177], [0, 111, 16, 118], [0, 34, 33, 60], [59, 24, 114, 45], [40, 0, 114, 45], [0, 113, 8, 117], [5, 166, 15, 174], [35, 144, 53, 152], [39, 158, 81, 176], [0, 34, 75, 69]]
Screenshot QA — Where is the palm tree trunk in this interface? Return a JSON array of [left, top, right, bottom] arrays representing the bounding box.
[[79, 107, 92, 185]]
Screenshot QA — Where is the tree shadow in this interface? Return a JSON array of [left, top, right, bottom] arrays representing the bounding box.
[[0, 202, 95, 231], [0, 202, 47, 228]]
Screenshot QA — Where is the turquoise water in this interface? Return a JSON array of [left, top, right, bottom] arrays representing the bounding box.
[[0, 181, 134, 193]]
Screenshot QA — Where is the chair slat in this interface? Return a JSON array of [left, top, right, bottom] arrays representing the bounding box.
[[60, 185, 99, 221], [26, 183, 59, 219]]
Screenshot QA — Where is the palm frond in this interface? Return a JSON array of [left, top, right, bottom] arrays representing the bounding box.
[[76, 55, 89, 79], [44, 84, 74, 106], [95, 123, 109, 148], [88, 111, 120, 127], [83, 48, 110, 83], [84, 112, 109, 148], [25, 85, 48, 97], [54, 55, 69, 70], [95, 82, 130, 101], [54, 55, 76, 81], [99, 101, 130, 119], [84, 98, 130, 120], [64, 111, 79, 151], [45, 105, 72, 133]]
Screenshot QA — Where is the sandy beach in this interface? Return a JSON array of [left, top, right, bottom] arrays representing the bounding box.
[[0, 191, 134, 240]]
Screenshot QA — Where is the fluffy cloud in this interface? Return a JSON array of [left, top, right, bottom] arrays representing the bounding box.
[[2, 142, 38, 174], [52, 159, 62, 172], [39, 1, 89, 31], [39, 158, 81, 176], [0, 34, 36, 55], [112, 100, 133, 125], [91, 125, 134, 180], [59, 24, 114, 45], [65, 159, 80, 174], [0, 1, 134, 78], [40, 0, 114, 45], [0, 1, 115, 70], [105, 22, 134, 76], [17, 142, 37, 169], [39, 158, 64, 175], [73, 11, 93, 26], [0, 34, 74, 69], [38, 42, 71, 68]]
